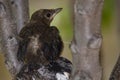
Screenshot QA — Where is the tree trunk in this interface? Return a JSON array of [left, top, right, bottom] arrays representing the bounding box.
[[0, 0, 29, 78], [10, 0, 29, 33], [70, 0, 104, 80]]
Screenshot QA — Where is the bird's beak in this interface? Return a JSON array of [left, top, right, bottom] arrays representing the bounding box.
[[54, 8, 63, 14], [50, 8, 63, 20]]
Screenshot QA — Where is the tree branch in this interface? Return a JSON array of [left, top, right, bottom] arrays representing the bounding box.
[[10, 0, 29, 33], [0, 0, 29, 54], [0, 0, 29, 79], [0, 0, 23, 77], [70, 0, 104, 80]]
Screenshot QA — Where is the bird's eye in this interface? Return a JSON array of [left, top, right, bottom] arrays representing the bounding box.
[[46, 13, 51, 18]]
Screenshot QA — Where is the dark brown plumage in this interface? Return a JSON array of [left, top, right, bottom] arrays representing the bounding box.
[[17, 8, 63, 65]]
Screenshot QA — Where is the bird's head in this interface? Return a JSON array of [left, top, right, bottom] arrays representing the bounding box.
[[30, 8, 63, 25]]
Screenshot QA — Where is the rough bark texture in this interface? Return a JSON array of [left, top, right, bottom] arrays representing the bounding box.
[[0, 0, 29, 54], [0, 0, 29, 78], [0, 0, 22, 76], [70, 0, 104, 80], [10, 0, 29, 33]]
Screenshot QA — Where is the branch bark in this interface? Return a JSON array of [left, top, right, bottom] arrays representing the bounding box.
[[10, 0, 29, 33], [70, 0, 104, 80], [0, 0, 22, 76], [0, 0, 29, 54], [0, 0, 29, 79]]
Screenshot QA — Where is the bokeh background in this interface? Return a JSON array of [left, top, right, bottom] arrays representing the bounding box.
[[0, 0, 118, 80]]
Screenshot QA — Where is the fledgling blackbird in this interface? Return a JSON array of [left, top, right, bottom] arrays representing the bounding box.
[[17, 8, 63, 65]]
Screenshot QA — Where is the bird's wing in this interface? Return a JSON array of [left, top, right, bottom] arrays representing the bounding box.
[[42, 26, 63, 62], [17, 26, 32, 62], [17, 39, 29, 62]]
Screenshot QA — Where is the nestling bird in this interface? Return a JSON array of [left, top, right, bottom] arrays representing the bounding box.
[[17, 8, 63, 65]]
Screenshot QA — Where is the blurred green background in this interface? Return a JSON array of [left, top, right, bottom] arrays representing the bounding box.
[[0, 0, 118, 80]]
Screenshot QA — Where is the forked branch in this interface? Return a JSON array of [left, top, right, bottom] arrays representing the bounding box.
[[71, 0, 104, 80]]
